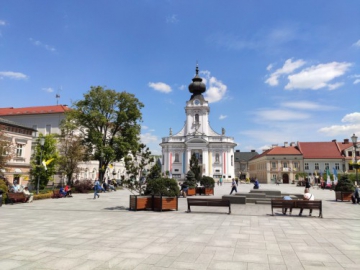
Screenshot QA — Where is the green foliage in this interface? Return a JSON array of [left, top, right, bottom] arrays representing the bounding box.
[[334, 175, 355, 192], [33, 192, 53, 200], [295, 172, 307, 180], [0, 124, 15, 170], [200, 176, 215, 188], [184, 170, 197, 188], [145, 177, 180, 197], [147, 163, 161, 181], [189, 153, 201, 181], [30, 135, 59, 190], [0, 179, 8, 204], [65, 86, 144, 181], [58, 120, 87, 185]]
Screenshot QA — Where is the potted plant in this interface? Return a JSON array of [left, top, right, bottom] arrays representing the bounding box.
[[334, 175, 355, 202], [200, 176, 215, 195], [145, 177, 179, 211], [184, 170, 197, 196]]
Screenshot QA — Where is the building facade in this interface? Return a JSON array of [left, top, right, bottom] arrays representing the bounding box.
[[234, 149, 259, 180], [0, 117, 35, 185], [160, 66, 237, 181]]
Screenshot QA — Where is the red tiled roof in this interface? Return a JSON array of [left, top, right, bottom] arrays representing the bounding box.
[[250, 146, 301, 160], [0, 105, 70, 116], [337, 141, 352, 151], [298, 141, 342, 159]]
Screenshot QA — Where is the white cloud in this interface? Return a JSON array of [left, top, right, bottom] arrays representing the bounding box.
[[285, 62, 351, 90], [281, 101, 335, 111], [166, 14, 179, 24], [29, 38, 56, 52], [178, 85, 186, 90], [328, 82, 344, 91], [148, 82, 172, 93], [0, 71, 28, 80], [219, 115, 227, 120], [265, 58, 306, 86], [266, 64, 273, 71], [354, 79, 360, 85], [200, 70, 227, 103], [140, 132, 158, 144], [318, 112, 360, 136], [141, 125, 148, 130], [353, 40, 360, 47], [342, 112, 360, 123], [42, 87, 54, 93], [0, 20, 6, 26], [255, 109, 310, 121]]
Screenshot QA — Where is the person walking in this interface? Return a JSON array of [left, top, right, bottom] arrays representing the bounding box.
[[219, 176, 223, 186], [230, 179, 237, 195], [94, 179, 100, 199]]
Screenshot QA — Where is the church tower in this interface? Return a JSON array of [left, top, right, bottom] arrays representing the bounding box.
[[160, 66, 237, 181]]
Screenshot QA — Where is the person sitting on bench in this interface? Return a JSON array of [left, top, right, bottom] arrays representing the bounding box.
[[22, 187, 34, 203], [65, 185, 72, 197], [59, 187, 67, 197], [299, 188, 314, 216]]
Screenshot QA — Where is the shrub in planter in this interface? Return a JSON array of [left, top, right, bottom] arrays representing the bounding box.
[[145, 178, 179, 197], [334, 175, 355, 201], [0, 180, 8, 204], [200, 176, 215, 188], [74, 180, 94, 193]]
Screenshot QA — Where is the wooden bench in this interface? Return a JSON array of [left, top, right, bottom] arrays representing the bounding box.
[[187, 198, 231, 214], [271, 199, 323, 218], [7, 193, 27, 204]]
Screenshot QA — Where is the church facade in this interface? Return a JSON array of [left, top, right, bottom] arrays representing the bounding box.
[[160, 66, 237, 182]]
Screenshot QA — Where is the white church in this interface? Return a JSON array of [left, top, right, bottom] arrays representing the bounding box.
[[160, 66, 237, 182]]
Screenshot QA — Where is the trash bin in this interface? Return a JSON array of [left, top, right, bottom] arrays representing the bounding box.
[[0, 190, 3, 207]]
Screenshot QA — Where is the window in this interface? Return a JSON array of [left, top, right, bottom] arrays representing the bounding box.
[[195, 114, 199, 123], [215, 153, 219, 162], [315, 163, 319, 170], [174, 153, 179, 162], [46, 125, 51, 135], [174, 169, 179, 172], [335, 163, 340, 170], [294, 162, 298, 169], [348, 151, 353, 157], [325, 163, 329, 170], [272, 174, 277, 180], [32, 125, 38, 137], [16, 144, 23, 157], [305, 163, 309, 170], [283, 162, 288, 168], [272, 162, 276, 169]]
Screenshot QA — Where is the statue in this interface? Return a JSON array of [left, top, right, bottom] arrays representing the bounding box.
[[169, 128, 172, 136], [222, 127, 225, 135]]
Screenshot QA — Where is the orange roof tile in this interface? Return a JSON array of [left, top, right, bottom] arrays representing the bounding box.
[[250, 146, 301, 160], [298, 141, 342, 159], [0, 105, 70, 116]]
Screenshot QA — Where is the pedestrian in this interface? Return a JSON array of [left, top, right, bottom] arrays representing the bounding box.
[[282, 195, 292, 215], [235, 178, 239, 186], [253, 178, 259, 189], [94, 179, 100, 199], [305, 178, 311, 189], [219, 176, 223, 186], [352, 186, 360, 204], [229, 179, 237, 195]]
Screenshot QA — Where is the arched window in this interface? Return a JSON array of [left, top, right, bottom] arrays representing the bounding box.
[[175, 153, 179, 162], [195, 114, 199, 123], [215, 153, 219, 162]]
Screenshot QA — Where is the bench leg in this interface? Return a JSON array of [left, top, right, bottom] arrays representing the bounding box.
[[187, 204, 191, 213], [229, 205, 231, 214]]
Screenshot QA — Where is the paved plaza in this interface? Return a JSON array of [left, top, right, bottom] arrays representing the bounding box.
[[1, 183, 360, 270]]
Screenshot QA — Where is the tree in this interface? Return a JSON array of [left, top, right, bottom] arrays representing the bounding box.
[[184, 170, 197, 188], [147, 163, 161, 181], [30, 134, 59, 190], [0, 125, 15, 174], [123, 143, 154, 195], [57, 119, 87, 186], [65, 86, 144, 181], [189, 153, 201, 181]]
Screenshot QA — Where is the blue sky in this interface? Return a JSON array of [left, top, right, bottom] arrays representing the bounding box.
[[1, 1, 360, 155]]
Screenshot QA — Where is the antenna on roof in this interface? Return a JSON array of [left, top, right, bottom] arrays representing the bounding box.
[[56, 86, 62, 105]]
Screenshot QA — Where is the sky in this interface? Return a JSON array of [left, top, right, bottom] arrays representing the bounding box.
[[1, 0, 360, 155]]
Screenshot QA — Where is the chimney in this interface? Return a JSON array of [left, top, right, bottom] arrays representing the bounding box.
[[272, 144, 278, 148], [235, 150, 240, 152], [284, 142, 288, 147], [344, 139, 349, 144], [251, 150, 255, 152], [290, 142, 296, 147], [332, 139, 336, 142]]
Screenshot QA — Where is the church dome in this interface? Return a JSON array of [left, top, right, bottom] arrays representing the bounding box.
[[188, 65, 206, 95]]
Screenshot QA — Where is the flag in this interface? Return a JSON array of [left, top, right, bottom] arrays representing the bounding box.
[[109, 164, 113, 169], [333, 167, 338, 185], [326, 168, 331, 185], [42, 158, 54, 171]]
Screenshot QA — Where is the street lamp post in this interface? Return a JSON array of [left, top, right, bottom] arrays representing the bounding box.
[[37, 137, 45, 195], [351, 133, 358, 185]]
